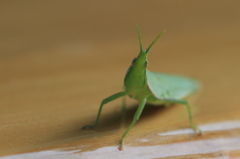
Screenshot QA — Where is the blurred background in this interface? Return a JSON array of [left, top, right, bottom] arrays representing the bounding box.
[[1, 1, 240, 158], [2, 1, 239, 56]]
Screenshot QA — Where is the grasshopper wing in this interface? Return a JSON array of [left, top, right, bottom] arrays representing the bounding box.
[[146, 70, 200, 100]]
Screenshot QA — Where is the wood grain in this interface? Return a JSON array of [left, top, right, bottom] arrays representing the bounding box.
[[1, 1, 240, 158]]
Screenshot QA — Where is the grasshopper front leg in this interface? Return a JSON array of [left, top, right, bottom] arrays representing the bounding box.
[[82, 92, 126, 129], [119, 98, 147, 150]]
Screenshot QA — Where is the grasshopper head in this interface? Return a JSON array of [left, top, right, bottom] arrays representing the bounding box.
[[124, 26, 165, 97]]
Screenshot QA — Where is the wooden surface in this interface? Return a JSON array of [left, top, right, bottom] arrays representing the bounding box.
[[1, 1, 240, 158]]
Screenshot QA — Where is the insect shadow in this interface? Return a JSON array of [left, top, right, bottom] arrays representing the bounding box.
[[93, 103, 175, 132]]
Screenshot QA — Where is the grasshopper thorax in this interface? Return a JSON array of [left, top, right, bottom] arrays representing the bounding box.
[[124, 50, 148, 98]]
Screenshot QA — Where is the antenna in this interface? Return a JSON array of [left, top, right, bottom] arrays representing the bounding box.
[[146, 30, 165, 53], [136, 25, 143, 52]]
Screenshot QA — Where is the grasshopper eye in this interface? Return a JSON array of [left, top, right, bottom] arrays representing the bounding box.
[[132, 57, 137, 66], [145, 60, 148, 68]]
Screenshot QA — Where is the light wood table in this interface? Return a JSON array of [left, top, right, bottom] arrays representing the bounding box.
[[1, 1, 240, 158]]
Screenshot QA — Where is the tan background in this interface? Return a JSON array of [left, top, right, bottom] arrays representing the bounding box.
[[1, 1, 240, 158]]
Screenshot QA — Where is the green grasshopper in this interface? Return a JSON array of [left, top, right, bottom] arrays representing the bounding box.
[[83, 26, 202, 150]]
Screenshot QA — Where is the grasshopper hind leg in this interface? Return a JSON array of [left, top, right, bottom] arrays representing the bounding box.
[[174, 99, 202, 134]]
